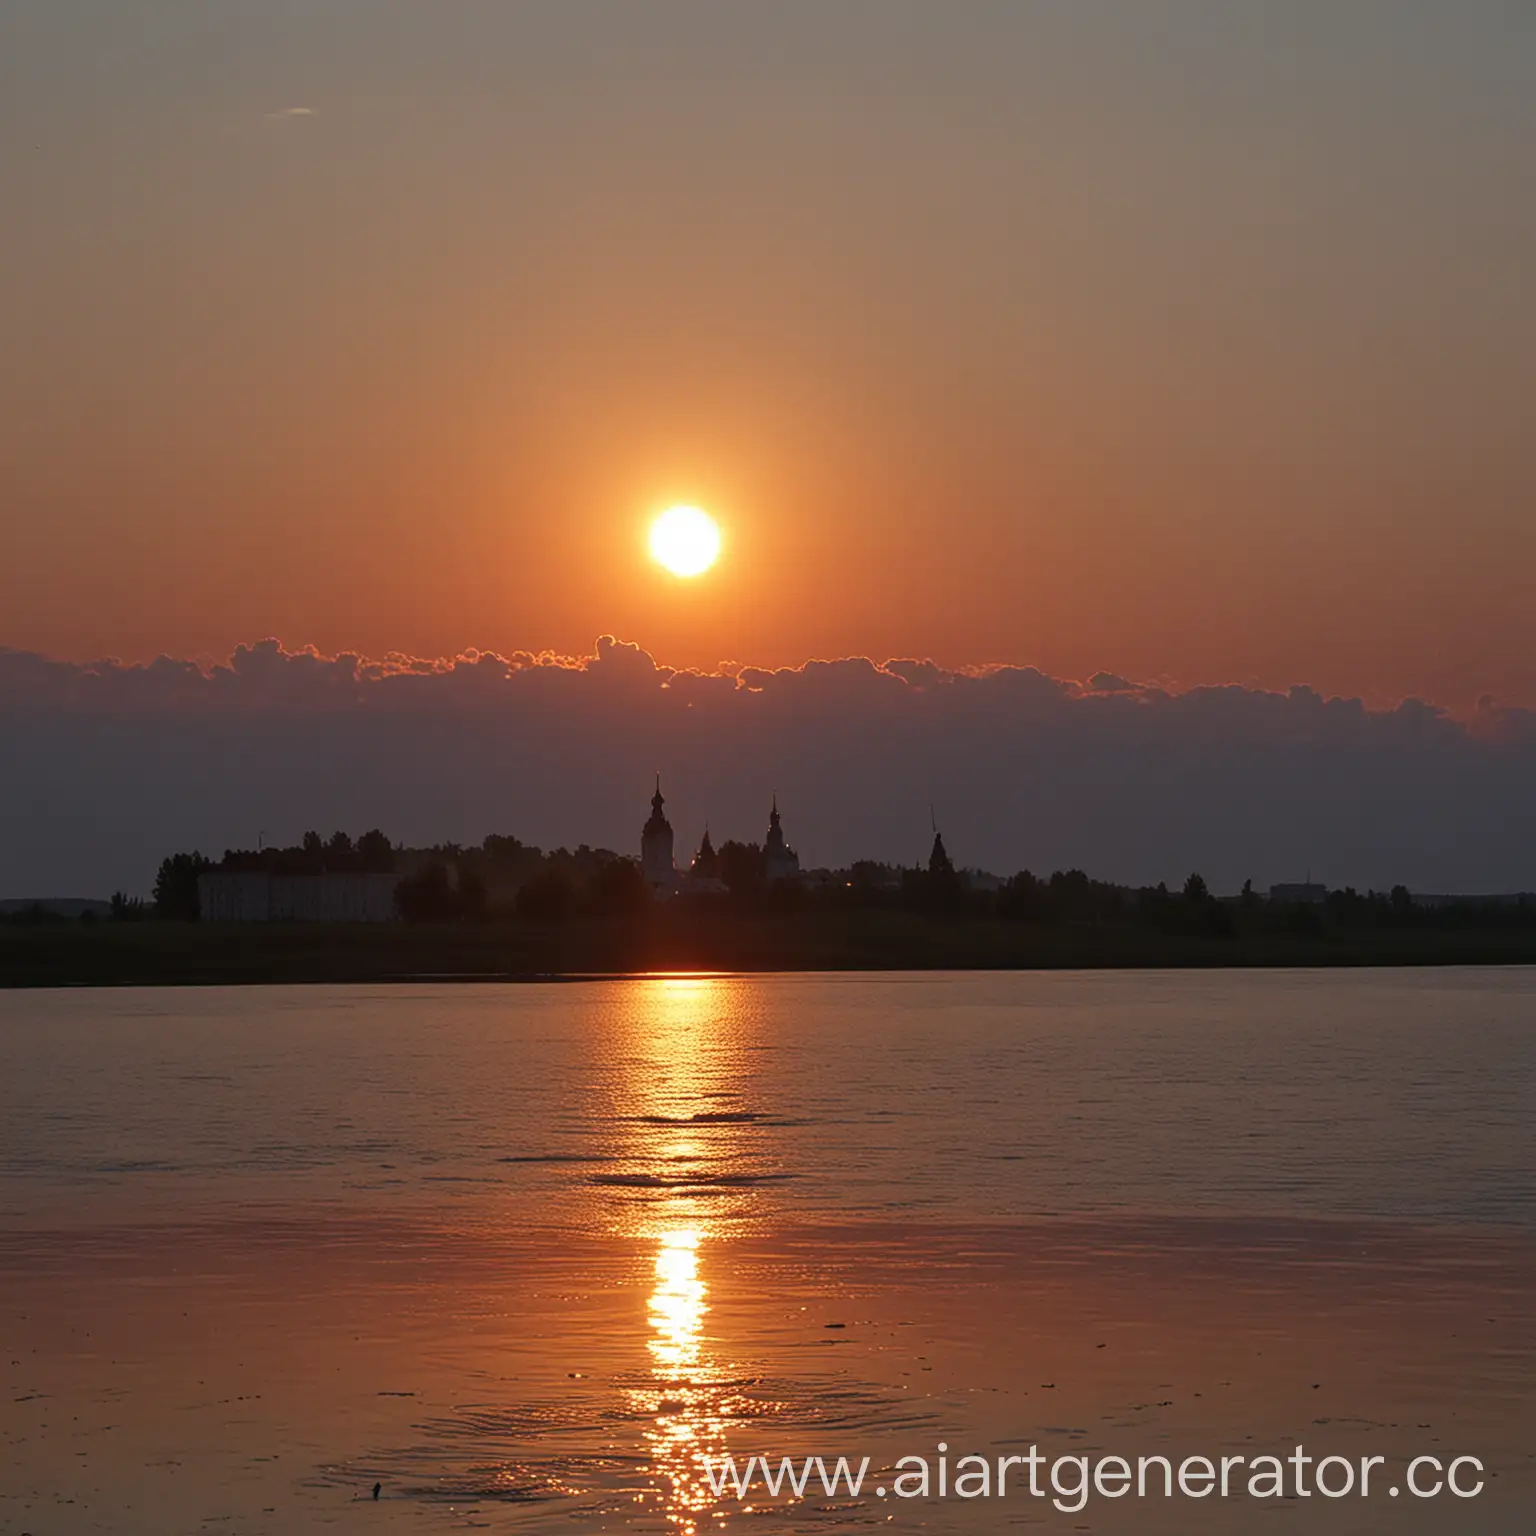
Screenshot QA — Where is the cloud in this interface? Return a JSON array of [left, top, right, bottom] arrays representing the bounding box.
[[1088, 671, 1133, 693], [1, 638, 1533, 897], [265, 106, 316, 120]]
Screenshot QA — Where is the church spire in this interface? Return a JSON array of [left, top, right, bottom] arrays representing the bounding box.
[[644, 773, 672, 838], [764, 792, 800, 884], [929, 831, 953, 875], [928, 806, 954, 877], [691, 824, 719, 879]]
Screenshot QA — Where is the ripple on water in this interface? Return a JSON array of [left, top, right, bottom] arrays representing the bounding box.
[[589, 1171, 796, 1190], [314, 1370, 939, 1507]]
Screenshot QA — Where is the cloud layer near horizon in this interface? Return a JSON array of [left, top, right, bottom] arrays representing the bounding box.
[[3, 638, 1533, 898]]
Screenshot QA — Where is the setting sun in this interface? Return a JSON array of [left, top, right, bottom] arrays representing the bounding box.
[[649, 506, 721, 579]]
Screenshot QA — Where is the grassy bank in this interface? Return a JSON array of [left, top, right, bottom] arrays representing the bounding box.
[[5, 911, 1536, 987]]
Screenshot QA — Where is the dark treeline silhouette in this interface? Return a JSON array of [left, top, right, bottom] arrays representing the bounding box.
[[107, 826, 1536, 939], [143, 830, 647, 924], [403, 837, 648, 924], [147, 831, 397, 921], [152, 852, 215, 921], [218, 829, 396, 875], [10, 833, 1536, 988]]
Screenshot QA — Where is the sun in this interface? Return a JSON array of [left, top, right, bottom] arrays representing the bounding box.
[[649, 506, 721, 579]]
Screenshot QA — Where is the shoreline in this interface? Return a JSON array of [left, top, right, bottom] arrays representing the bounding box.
[[6, 912, 1536, 988]]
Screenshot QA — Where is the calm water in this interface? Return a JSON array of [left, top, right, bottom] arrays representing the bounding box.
[[1, 971, 1533, 1533]]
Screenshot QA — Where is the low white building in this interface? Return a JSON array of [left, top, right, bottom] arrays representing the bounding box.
[[197, 871, 398, 923]]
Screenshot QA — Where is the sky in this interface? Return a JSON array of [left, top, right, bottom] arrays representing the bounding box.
[[2, 5, 1535, 895], [2, 2, 1534, 710]]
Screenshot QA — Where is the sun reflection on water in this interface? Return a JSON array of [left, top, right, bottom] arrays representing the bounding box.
[[649, 1225, 706, 1375], [612, 978, 761, 1533], [638, 1224, 734, 1533]]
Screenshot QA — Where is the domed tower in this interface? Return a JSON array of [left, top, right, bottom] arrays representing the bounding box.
[[764, 794, 801, 884], [641, 775, 676, 895]]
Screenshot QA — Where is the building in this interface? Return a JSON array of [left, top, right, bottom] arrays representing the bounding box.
[[764, 795, 801, 884], [685, 827, 729, 896], [641, 775, 677, 895], [197, 870, 398, 923], [928, 829, 954, 877], [637, 780, 804, 896], [690, 827, 719, 880]]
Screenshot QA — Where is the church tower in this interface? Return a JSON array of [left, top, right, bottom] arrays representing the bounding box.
[[641, 775, 676, 895], [764, 794, 801, 884], [691, 826, 720, 880], [928, 806, 955, 877], [928, 830, 954, 877]]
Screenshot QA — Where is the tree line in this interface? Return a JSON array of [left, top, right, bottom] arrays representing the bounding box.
[[63, 829, 1526, 936]]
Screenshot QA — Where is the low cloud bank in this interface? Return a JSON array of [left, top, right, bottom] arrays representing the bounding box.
[[2, 637, 1533, 897]]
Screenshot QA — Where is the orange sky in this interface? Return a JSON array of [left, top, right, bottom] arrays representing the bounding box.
[[2, 5, 1533, 708]]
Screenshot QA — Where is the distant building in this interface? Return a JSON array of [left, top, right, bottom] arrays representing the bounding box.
[[764, 795, 801, 884], [928, 830, 954, 878], [637, 780, 802, 896], [1270, 882, 1328, 905], [641, 776, 677, 895], [685, 827, 729, 897], [690, 827, 719, 880], [197, 871, 397, 923]]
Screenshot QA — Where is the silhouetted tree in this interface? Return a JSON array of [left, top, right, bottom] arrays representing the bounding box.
[[109, 891, 145, 923], [515, 867, 578, 923], [153, 853, 214, 920], [847, 861, 895, 899], [483, 834, 532, 861], [302, 831, 324, 859], [394, 862, 458, 923], [590, 857, 650, 917], [1284, 901, 1326, 937], [718, 840, 765, 897], [357, 829, 394, 872], [459, 868, 488, 921], [998, 870, 1047, 923]]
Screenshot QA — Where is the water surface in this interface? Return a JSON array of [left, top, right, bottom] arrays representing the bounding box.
[[1, 972, 1532, 1533]]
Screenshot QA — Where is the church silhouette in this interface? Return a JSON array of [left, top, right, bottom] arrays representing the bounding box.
[[639, 776, 800, 897]]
